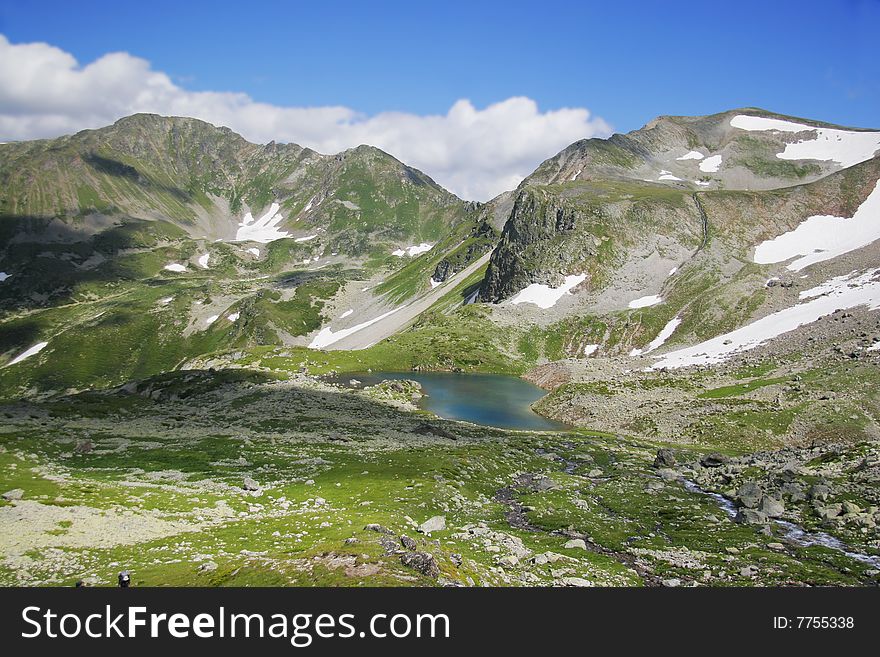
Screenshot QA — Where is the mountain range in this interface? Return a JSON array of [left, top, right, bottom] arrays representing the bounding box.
[[2, 107, 880, 588]]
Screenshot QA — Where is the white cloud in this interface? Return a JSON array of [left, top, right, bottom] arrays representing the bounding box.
[[0, 35, 611, 200]]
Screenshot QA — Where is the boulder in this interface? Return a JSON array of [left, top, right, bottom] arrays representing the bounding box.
[[758, 495, 785, 518], [364, 523, 394, 534], [653, 449, 676, 468], [842, 501, 862, 515], [418, 515, 446, 534], [1, 488, 23, 501], [400, 551, 440, 578], [735, 482, 763, 508], [700, 453, 730, 468], [658, 468, 680, 481], [242, 477, 261, 492], [561, 577, 593, 587], [817, 503, 842, 520], [808, 484, 831, 501], [563, 539, 587, 550], [780, 482, 805, 502], [735, 508, 769, 525], [400, 535, 418, 551]]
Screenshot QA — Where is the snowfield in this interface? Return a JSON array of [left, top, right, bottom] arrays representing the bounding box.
[[164, 263, 186, 273], [392, 243, 434, 257], [309, 307, 407, 350], [753, 179, 880, 271], [8, 341, 49, 366], [677, 150, 705, 161], [510, 274, 587, 309], [235, 202, 290, 243], [651, 269, 880, 369], [730, 114, 880, 168], [699, 155, 722, 173], [197, 253, 210, 269], [628, 294, 663, 309]]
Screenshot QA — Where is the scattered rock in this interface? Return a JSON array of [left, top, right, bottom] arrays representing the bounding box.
[[661, 578, 682, 587], [400, 535, 418, 551], [364, 523, 394, 534], [412, 422, 456, 440]]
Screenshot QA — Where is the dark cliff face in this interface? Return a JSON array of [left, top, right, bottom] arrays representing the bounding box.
[[478, 188, 592, 302]]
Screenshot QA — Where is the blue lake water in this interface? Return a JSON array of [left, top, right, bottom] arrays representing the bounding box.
[[332, 371, 568, 431]]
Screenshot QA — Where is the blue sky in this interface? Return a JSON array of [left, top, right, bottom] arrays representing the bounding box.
[[0, 0, 878, 198], [2, 0, 878, 130]]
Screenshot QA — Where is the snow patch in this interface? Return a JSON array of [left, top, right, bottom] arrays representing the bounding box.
[[677, 150, 705, 161], [0, 272, 10, 282], [158, 297, 173, 305], [7, 341, 49, 366], [699, 155, 722, 173], [339, 309, 353, 319], [583, 344, 599, 356], [510, 274, 587, 309], [652, 269, 880, 369], [197, 253, 210, 269], [658, 170, 682, 181], [753, 179, 880, 271], [205, 315, 219, 325], [730, 115, 880, 168], [392, 243, 434, 257], [164, 263, 186, 273], [868, 342, 880, 352], [570, 168, 583, 181], [235, 202, 290, 243], [227, 312, 240, 322], [429, 278, 442, 289], [632, 316, 682, 357], [247, 247, 260, 257], [294, 234, 318, 243], [668, 267, 678, 277], [628, 295, 663, 309], [309, 306, 407, 349]]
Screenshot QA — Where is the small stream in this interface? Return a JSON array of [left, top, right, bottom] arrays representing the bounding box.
[[683, 480, 880, 569]]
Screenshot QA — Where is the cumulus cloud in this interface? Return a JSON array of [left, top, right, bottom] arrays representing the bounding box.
[[0, 35, 611, 200]]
